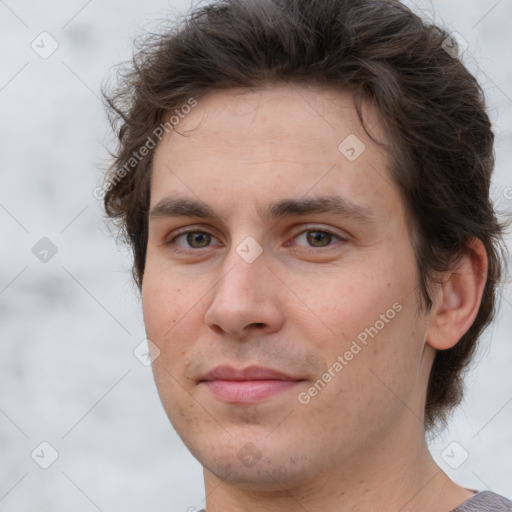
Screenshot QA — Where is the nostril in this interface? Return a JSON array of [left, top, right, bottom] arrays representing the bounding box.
[[209, 324, 224, 336]]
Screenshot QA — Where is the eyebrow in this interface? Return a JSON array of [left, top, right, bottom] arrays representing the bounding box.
[[148, 195, 377, 225]]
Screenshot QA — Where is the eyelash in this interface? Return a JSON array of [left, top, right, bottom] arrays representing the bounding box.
[[166, 226, 348, 253]]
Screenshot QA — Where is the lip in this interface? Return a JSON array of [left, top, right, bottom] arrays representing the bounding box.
[[200, 365, 301, 382], [199, 365, 305, 403]]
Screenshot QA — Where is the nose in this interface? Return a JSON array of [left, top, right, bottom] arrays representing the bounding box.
[[204, 246, 285, 339]]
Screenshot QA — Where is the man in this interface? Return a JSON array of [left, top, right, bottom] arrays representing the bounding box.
[[101, 0, 511, 510]]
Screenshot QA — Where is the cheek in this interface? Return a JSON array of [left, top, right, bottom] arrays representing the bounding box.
[[142, 272, 203, 419], [292, 266, 394, 340], [141, 266, 199, 353], [294, 248, 420, 370], [297, 296, 423, 441]]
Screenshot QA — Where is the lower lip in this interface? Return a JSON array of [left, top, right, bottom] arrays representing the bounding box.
[[202, 380, 301, 403]]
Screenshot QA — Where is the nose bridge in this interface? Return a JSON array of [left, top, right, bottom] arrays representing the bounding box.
[[204, 239, 284, 336], [215, 238, 269, 305]]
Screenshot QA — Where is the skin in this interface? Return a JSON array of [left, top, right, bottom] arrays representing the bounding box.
[[142, 84, 487, 512]]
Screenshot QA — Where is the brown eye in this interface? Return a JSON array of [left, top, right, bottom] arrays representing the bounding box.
[[288, 227, 348, 252], [186, 232, 211, 248], [306, 231, 333, 247], [172, 231, 216, 249]]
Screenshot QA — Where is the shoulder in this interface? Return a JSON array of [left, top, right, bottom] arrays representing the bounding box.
[[451, 491, 512, 511]]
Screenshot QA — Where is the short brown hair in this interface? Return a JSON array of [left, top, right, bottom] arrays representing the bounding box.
[[101, 0, 507, 430]]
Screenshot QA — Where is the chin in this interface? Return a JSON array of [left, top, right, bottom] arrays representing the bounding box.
[[187, 433, 320, 492]]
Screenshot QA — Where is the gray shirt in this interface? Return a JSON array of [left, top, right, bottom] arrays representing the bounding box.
[[450, 491, 512, 511], [197, 491, 512, 511]]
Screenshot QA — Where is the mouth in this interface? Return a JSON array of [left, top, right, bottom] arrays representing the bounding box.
[[198, 365, 306, 403]]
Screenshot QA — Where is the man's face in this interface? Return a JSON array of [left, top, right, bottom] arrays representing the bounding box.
[[143, 85, 433, 489]]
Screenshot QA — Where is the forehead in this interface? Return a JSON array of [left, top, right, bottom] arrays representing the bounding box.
[[157, 84, 383, 157], [150, 84, 402, 222]]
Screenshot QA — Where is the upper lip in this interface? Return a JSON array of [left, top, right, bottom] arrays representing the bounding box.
[[199, 365, 304, 382]]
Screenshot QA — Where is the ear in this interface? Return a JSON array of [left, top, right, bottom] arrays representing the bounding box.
[[426, 238, 488, 350]]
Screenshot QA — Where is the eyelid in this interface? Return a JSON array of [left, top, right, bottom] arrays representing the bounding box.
[[286, 224, 351, 246], [165, 225, 223, 248]]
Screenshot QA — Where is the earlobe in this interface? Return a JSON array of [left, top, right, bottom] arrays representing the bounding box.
[[426, 238, 488, 351]]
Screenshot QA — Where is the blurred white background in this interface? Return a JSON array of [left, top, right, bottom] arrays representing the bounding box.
[[0, 1, 511, 511]]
